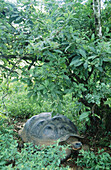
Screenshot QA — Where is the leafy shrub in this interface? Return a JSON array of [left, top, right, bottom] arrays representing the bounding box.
[[76, 149, 111, 170], [0, 81, 52, 118], [0, 81, 83, 125], [62, 94, 85, 125], [3, 92, 52, 119], [0, 118, 69, 169], [15, 143, 69, 170]]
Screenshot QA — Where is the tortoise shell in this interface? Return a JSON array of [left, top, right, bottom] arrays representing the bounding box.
[[19, 112, 83, 146]]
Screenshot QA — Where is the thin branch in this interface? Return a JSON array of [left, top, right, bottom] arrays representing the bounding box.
[[0, 86, 8, 112], [79, 98, 93, 108], [0, 54, 35, 61], [8, 58, 22, 76], [1, 58, 22, 114], [0, 65, 17, 73], [28, 56, 37, 70], [92, 103, 96, 116]]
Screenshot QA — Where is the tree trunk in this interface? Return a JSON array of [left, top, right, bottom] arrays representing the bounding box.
[[93, 0, 102, 38], [79, 97, 111, 133]]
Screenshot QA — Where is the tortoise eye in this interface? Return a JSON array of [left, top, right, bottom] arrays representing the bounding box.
[[75, 142, 80, 146], [74, 142, 82, 148]]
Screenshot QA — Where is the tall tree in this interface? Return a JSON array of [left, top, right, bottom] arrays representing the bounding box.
[[93, 0, 102, 38], [0, 0, 111, 132]]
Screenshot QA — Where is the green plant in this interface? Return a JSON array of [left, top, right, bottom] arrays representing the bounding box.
[[1, 0, 111, 133], [0, 81, 83, 127], [0, 118, 70, 169], [15, 143, 69, 170], [3, 91, 52, 119], [76, 149, 111, 170]]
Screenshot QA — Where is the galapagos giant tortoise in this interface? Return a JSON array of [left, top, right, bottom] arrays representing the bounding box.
[[19, 112, 83, 160]]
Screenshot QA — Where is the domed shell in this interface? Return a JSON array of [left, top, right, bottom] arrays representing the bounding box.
[[19, 112, 83, 146]]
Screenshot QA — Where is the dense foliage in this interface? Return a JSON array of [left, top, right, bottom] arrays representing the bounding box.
[[76, 148, 111, 169], [0, 117, 110, 169], [0, 118, 70, 169], [0, 0, 111, 168], [0, 0, 111, 131]]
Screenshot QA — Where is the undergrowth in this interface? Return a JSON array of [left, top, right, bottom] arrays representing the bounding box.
[[0, 118, 69, 169], [76, 148, 111, 170], [0, 82, 82, 126], [0, 117, 111, 170], [0, 82, 111, 169]]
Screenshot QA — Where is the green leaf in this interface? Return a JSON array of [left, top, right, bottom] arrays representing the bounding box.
[[97, 67, 103, 72], [65, 44, 71, 53], [79, 49, 86, 58], [91, 33, 95, 41], [27, 92, 33, 98], [0, 78, 3, 83], [88, 47, 96, 53], [57, 103, 62, 113], [11, 72, 18, 77], [88, 55, 97, 60], [79, 111, 90, 120], [63, 75, 69, 80], [83, 61, 88, 69], [14, 16, 23, 23], [106, 27, 109, 33], [37, 85, 44, 90], [53, 50, 63, 54], [70, 59, 83, 67], [11, 78, 18, 82], [103, 58, 111, 62]]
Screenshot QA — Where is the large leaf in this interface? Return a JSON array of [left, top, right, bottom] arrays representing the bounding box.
[[79, 49, 86, 58], [83, 61, 88, 69], [79, 111, 91, 120], [70, 56, 83, 67], [88, 55, 98, 60], [103, 58, 111, 62]]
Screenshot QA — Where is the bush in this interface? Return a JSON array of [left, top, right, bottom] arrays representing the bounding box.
[[3, 92, 52, 119], [15, 143, 69, 170], [76, 149, 111, 170], [0, 81, 83, 124], [0, 81, 52, 119], [5, 92, 39, 118]]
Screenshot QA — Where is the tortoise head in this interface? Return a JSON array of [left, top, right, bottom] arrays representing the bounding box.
[[59, 135, 83, 151], [71, 141, 82, 150], [67, 136, 82, 150]]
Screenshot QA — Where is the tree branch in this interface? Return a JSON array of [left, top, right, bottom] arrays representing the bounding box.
[[0, 54, 35, 61], [28, 56, 37, 70], [78, 98, 93, 108], [0, 65, 17, 73]]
